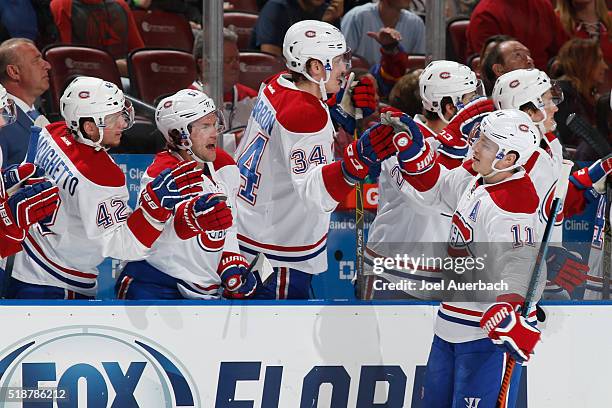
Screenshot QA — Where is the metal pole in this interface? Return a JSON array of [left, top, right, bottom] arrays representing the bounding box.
[[202, 0, 224, 108], [425, 0, 446, 63]]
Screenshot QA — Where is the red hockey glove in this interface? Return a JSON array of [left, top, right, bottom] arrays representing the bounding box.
[[351, 76, 377, 118], [438, 98, 495, 159], [545, 246, 589, 293], [0, 181, 60, 242], [341, 123, 396, 182], [174, 193, 233, 240], [2, 163, 46, 195], [218, 252, 257, 299], [570, 153, 612, 190], [139, 161, 203, 223], [480, 302, 541, 363], [329, 76, 378, 134], [380, 109, 435, 175]]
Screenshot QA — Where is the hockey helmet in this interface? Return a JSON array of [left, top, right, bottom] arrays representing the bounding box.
[[0, 84, 16, 128], [283, 20, 351, 97], [419, 60, 483, 123], [156, 89, 226, 162], [492, 69, 563, 134], [473, 109, 539, 176], [60, 76, 134, 151]]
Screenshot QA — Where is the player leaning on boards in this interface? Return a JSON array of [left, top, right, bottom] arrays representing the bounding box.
[[394, 109, 543, 407], [116, 89, 258, 300], [235, 20, 396, 299], [492, 68, 610, 298], [363, 60, 494, 299], [0, 84, 60, 258], [4, 77, 202, 299]]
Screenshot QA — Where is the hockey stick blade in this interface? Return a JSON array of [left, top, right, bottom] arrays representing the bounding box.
[[566, 113, 611, 156]]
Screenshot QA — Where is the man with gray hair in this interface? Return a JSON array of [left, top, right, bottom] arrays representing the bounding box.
[[191, 28, 257, 156], [0, 38, 51, 167]]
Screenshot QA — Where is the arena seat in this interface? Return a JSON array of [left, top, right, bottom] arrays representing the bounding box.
[[132, 10, 194, 52], [238, 52, 285, 90], [405, 54, 426, 71], [447, 18, 470, 63], [224, 12, 258, 50], [128, 48, 197, 104], [43, 45, 122, 113], [225, 0, 259, 12]]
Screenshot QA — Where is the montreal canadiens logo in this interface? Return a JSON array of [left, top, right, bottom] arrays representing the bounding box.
[[0, 326, 200, 407], [509, 79, 521, 88], [197, 229, 226, 252], [78, 91, 90, 99], [439, 72, 451, 79], [305, 30, 316, 38], [518, 124, 530, 132], [163, 100, 173, 108], [448, 213, 474, 257]]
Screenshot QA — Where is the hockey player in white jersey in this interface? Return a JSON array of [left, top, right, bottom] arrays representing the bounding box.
[[235, 20, 398, 299], [394, 109, 542, 408], [0, 84, 60, 258], [116, 89, 258, 300], [492, 68, 600, 298], [363, 60, 494, 299], [5, 77, 204, 299]]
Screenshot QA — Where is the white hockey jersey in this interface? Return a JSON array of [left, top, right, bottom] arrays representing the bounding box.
[[127, 150, 241, 299], [9, 122, 162, 297], [365, 120, 454, 299], [235, 73, 345, 274], [402, 159, 542, 343]]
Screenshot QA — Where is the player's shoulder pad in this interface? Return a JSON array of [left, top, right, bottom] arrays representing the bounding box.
[[46, 122, 124, 187], [146, 151, 181, 179], [485, 175, 539, 214], [265, 78, 328, 134], [213, 148, 236, 171]]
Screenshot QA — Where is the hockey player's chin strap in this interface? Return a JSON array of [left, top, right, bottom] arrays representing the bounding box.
[[77, 127, 109, 152], [303, 70, 331, 101]]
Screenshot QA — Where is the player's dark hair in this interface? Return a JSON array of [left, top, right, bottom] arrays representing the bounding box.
[[389, 69, 422, 116], [519, 101, 538, 116], [290, 59, 318, 84], [78, 117, 95, 138], [508, 150, 520, 168], [480, 35, 516, 96], [166, 129, 181, 152]]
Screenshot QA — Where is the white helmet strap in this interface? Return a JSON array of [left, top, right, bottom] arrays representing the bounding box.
[[75, 122, 108, 151], [302, 60, 331, 100]]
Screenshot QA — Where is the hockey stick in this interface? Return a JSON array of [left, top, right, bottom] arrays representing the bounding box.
[[566, 113, 611, 155], [603, 182, 612, 299], [496, 159, 574, 408]]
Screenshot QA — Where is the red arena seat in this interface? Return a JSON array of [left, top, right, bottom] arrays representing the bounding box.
[[238, 52, 285, 90], [132, 10, 194, 52]]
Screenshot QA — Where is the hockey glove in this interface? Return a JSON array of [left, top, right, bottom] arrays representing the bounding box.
[[570, 153, 612, 190], [545, 246, 589, 293], [341, 123, 396, 182], [139, 161, 203, 223], [2, 163, 46, 196], [329, 76, 377, 134], [438, 97, 495, 159], [174, 193, 233, 240], [218, 252, 257, 299], [0, 181, 60, 242], [480, 302, 541, 363], [380, 109, 435, 175]]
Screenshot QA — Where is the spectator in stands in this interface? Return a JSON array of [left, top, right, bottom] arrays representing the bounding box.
[[192, 28, 257, 156], [554, 38, 609, 149], [50, 0, 144, 76], [467, 0, 567, 71], [388, 69, 423, 117], [0, 38, 50, 168], [556, 0, 612, 89], [128, 0, 202, 28], [341, 0, 425, 66], [0, 0, 60, 47], [251, 0, 344, 56], [480, 38, 535, 95]]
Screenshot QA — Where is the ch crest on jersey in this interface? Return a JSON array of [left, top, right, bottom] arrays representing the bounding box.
[[448, 212, 474, 257], [197, 229, 226, 252], [541, 184, 564, 225]]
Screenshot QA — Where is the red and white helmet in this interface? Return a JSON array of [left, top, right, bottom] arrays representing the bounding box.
[[475, 109, 539, 176], [0, 84, 16, 128], [60, 76, 134, 151], [156, 89, 226, 162], [492, 68, 563, 134], [283, 20, 351, 97], [420, 60, 482, 123]]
